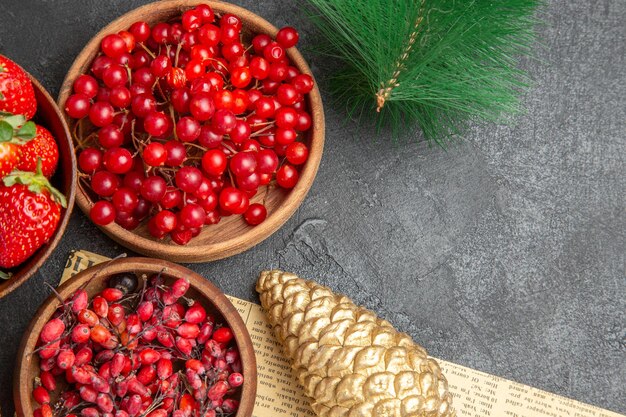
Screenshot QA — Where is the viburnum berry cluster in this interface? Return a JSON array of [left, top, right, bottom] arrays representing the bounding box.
[[66, 4, 314, 245], [33, 272, 243, 417]]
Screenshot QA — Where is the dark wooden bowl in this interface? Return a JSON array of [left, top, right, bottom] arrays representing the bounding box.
[[0, 72, 77, 298], [14, 257, 257, 417], [57, 0, 325, 263]]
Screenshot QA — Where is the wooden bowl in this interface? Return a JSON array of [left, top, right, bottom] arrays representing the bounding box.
[[58, 0, 325, 263], [14, 257, 257, 417], [0, 72, 77, 298]]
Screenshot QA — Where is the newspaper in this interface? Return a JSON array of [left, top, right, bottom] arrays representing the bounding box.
[[61, 250, 623, 417]]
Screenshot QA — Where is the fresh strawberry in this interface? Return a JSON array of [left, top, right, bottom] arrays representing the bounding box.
[[0, 142, 20, 178], [0, 161, 67, 269], [0, 113, 36, 177], [0, 55, 37, 119], [17, 124, 58, 178]]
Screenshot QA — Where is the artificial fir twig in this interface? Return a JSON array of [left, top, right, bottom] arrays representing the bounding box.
[[305, 0, 541, 146]]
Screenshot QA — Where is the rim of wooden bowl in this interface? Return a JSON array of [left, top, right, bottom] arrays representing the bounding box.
[[0, 72, 77, 298], [14, 257, 258, 417], [57, 0, 325, 263]]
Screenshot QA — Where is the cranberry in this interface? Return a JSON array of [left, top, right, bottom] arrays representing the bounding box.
[[73, 74, 99, 98], [79, 148, 103, 172], [189, 93, 215, 121], [176, 117, 201, 142], [276, 26, 300, 48], [65, 94, 91, 119], [101, 34, 127, 58], [142, 142, 167, 167], [90, 201, 116, 225], [164, 141, 187, 166], [144, 111, 170, 136], [276, 164, 299, 188]]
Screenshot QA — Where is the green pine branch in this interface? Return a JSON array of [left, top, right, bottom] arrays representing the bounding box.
[[305, 0, 541, 146]]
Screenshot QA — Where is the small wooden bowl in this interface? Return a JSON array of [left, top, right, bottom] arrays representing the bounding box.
[[14, 257, 257, 417], [58, 0, 325, 263], [0, 72, 76, 298]]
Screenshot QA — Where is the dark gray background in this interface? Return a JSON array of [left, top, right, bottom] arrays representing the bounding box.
[[0, 0, 624, 414]]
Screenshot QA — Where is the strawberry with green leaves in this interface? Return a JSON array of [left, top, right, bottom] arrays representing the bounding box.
[[0, 113, 36, 177], [17, 124, 58, 178], [0, 160, 67, 271], [0, 55, 37, 119]]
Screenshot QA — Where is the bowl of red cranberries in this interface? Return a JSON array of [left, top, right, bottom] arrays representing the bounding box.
[[15, 257, 257, 417], [58, 0, 324, 262]]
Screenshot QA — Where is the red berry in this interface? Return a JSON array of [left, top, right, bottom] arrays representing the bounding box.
[[231, 66, 252, 88], [293, 73, 314, 94], [98, 125, 124, 149], [92, 296, 109, 317], [33, 386, 50, 404], [189, 93, 215, 121], [164, 141, 187, 166], [296, 111, 312, 131], [40, 318, 65, 343], [151, 22, 171, 44], [91, 170, 121, 197], [153, 210, 178, 233], [212, 327, 233, 343], [254, 97, 275, 119], [177, 322, 200, 338], [118, 29, 136, 52], [103, 147, 133, 174], [229, 152, 257, 177], [103, 64, 128, 88], [131, 93, 156, 117], [143, 142, 167, 166], [170, 88, 191, 113], [144, 111, 170, 137], [275, 107, 298, 129], [201, 149, 227, 177], [79, 148, 102, 172], [89, 102, 115, 127], [151, 55, 172, 77], [182, 9, 203, 31], [101, 34, 127, 58], [276, 164, 299, 188], [176, 117, 202, 142], [180, 203, 206, 228], [256, 149, 279, 173], [90, 201, 116, 225], [211, 109, 237, 134], [132, 67, 155, 87], [109, 86, 132, 108], [73, 74, 99, 98], [175, 166, 203, 193], [141, 175, 167, 202], [263, 41, 285, 62], [277, 26, 300, 48], [277, 84, 299, 106], [198, 24, 221, 46], [286, 142, 309, 165], [56, 349, 75, 370], [276, 127, 297, 145], [65, 94, 91, 119], [244, 203, 267, 226], [129, 21, 151, 43], [90, 324, 112, 344], [167, 67, 187, 88]]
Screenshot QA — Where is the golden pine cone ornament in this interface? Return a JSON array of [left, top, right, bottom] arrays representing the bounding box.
[[256, 270, 456, 417]]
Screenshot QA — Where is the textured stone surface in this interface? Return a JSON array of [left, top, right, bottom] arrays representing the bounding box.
[[0, 0, 624, 415]]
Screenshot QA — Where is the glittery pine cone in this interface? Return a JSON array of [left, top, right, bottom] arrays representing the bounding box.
[[256, 270, 455, 417]]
